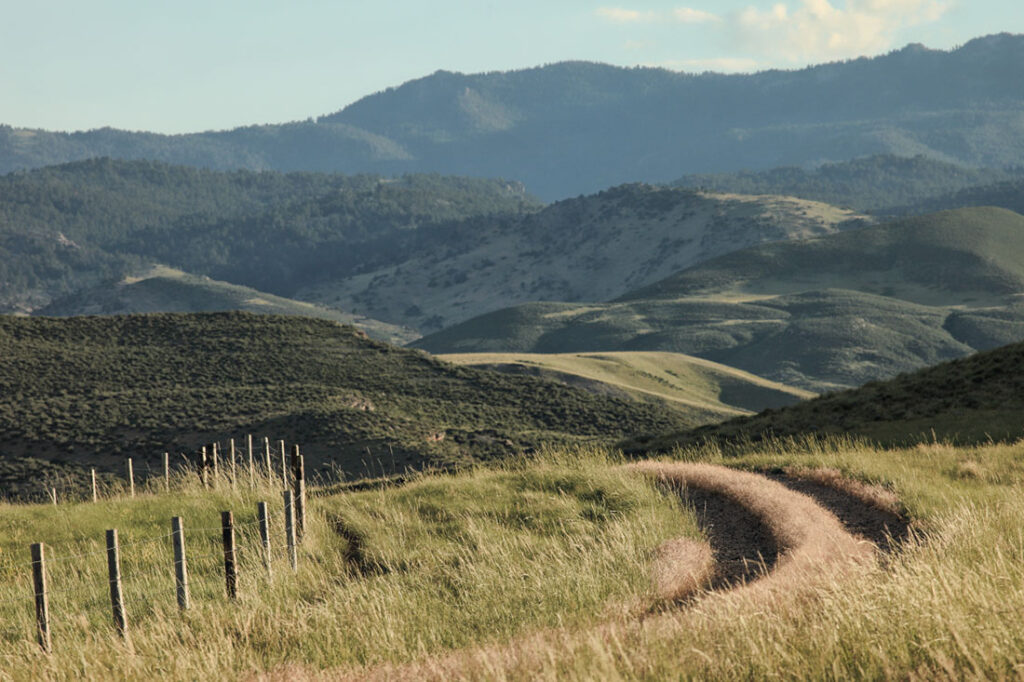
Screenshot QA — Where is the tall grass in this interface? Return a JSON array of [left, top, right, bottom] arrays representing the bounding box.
[[386, 436, 1024, 680], [0, 448, 696, 680]]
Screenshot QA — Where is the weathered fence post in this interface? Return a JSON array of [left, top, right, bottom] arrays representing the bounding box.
[[200, 446, 209, 488], [283, 490, 297, 571], [212, 443, 220, 484], [50, 488, 57, 506], [91, 468, 98, 502], [172, 517, 189, 610], [279, 440, 288, 489], [164, 452, 170, 492], [263, 437, 272, 480], [292, 445, 306, 541], [229, 438, 237, 489], [106, 529, 128, 639], [127, 458, 134, 498], [247, 434, 255, 489], [222, 511, 237, 600], [30, 543, 51, 653], [257, 501, 272, 577]]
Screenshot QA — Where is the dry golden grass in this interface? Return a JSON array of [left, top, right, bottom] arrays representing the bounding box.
[[783, 465, 903, 515], [314, 461, 876, 681], [650, 538, 714, 603]]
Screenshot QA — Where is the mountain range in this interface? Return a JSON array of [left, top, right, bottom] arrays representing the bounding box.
[[4, 34, 1024, 200]]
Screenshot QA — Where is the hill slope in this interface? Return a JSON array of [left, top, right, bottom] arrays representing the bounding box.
[[672, 155, 1024, 213], [3, 35, 1024, 199], [438, 352, 814, 420], [302, 185, 869, 332], [0, 313, 689, 496], [0, 159, 538, 313], [37, 265, 417, 344], [416, 208, 1024, 390], [629, 337, 1024, 450]]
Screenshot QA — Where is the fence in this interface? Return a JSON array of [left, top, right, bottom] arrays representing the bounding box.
[[35, 435, 301, 506], [5, 437, 311, 654]]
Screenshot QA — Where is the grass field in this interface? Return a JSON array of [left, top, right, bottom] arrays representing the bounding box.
[[438, 351, 814, 418], [3, 438, 1024, 679]]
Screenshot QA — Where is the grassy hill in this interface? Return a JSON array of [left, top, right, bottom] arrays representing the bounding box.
[[673, 155, 1024, 213], [439, 352, 814, 420], [37, 265, 417, 345], [416, 207, 1024, 390], [0, 313, 690, 498], [624, 207, 1024, 306], [628, 336, 1024, 451], [305, 185, 869, 333]]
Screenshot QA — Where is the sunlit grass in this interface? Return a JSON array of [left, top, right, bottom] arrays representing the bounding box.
[[0, 449, 694, 680]]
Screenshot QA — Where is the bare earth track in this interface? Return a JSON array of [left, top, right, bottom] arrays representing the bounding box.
[[270, 463, 907, 680]]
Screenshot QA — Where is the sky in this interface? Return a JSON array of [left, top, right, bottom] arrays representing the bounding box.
[[2, 0, 1022, 134]]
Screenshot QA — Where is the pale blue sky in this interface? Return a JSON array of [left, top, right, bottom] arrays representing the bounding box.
[[1, 0, 1021, 133]]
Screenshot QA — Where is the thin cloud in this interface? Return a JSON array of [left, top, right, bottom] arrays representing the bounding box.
[[596, 7, 658, 23], [673, 8, 721, 24], [733, 0, 951, 61], [596, 6, 721, 24]]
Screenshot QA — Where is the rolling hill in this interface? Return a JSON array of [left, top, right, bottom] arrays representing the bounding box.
[[0, 312, 690, 498], [0, 158, 538, 314], [302, 184, 870, 333], [415, 207, 1024, 391], [37, 265, 417, 344], [628, 335, 1024, 451], [438, 351, 814, 421], [3, 35, 1024, 199]]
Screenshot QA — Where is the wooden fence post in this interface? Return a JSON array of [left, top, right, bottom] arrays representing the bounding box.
[[164, 452, 170, 492], [263, 437, 272, 480], [283, 490, 297, 571], [212, 443, 220, 484], [50, 488, 57, 506], [30, 543, 51, 653], [200, 446, 209, 488], [172, 517, 190, 610], [91, 469, 98, 503], [127, 458, 134, 498], [247, 434, 255, 489], [222, 511, 237, 600], [106, 529, 128, 639], [229, 438, 237, 489], [292, 446, 306, 541], [257, 501, 272, 577], [279, 440, 288, 489]]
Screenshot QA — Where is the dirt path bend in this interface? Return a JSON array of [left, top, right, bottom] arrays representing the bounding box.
[[630, 462, 878, 598], [274, 463, 886, 681]]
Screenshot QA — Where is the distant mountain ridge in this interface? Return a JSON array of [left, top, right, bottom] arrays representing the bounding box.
[[3, 34, 1024, 199]]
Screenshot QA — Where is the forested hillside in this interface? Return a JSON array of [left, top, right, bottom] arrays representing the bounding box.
[[0, 159, 537, 312]]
